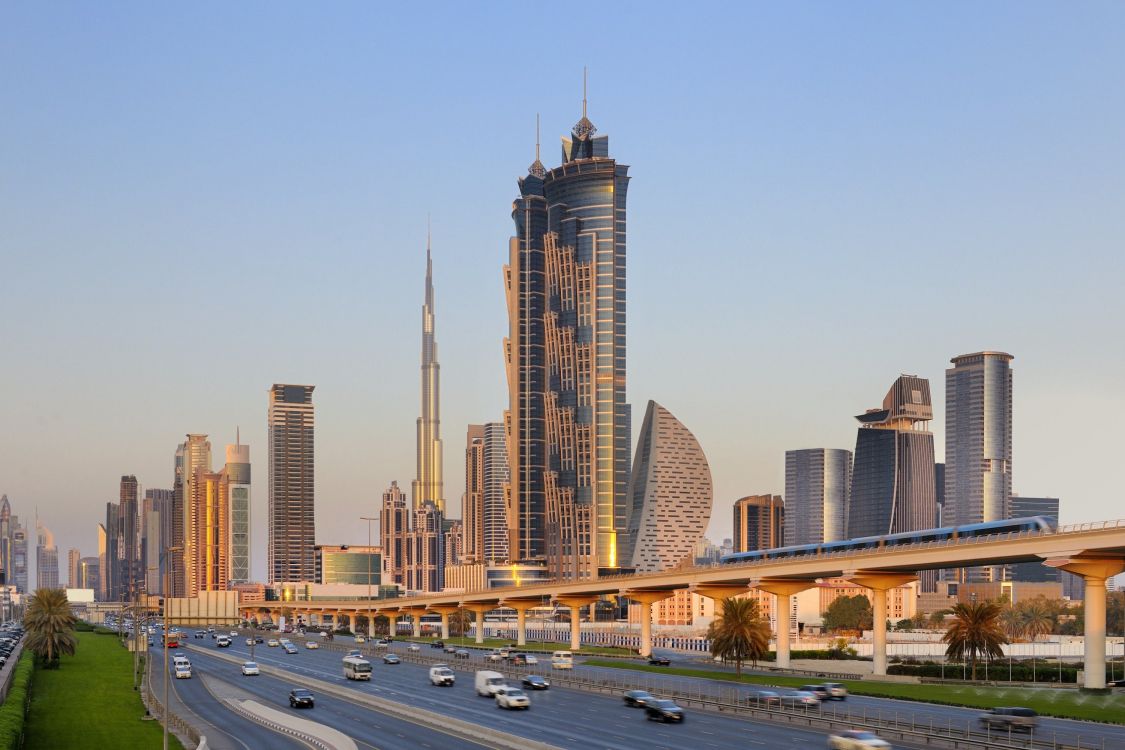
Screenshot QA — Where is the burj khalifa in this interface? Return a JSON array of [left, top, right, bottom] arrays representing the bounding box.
[[412, 233, 445, 513]]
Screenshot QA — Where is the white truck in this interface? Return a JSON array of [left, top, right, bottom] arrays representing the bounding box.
[[475, 670, 506, 697]]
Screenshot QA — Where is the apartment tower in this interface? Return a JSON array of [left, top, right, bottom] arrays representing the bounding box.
[[784, 449, 851, 546], [733, 495, 784, 554], [268, 384, 316, 583]]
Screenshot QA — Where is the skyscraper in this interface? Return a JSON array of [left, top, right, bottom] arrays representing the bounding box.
[[784, 449, 851, 546], [1008, 495, 1060, 582], [380, 481, 409, 586], [96, 522, 106, 600], [413, 238, 445, 514], [482, 422, 510, 564], [174, 435, 211, 597], [506, 84, 632, 580], [621, 401, 712, 573], [11, 518, 27, 594], [67, 548, 81, 589], [268, 384, 316, 583], [225, 438, 251, 584], [733, 495, 784, 553], [462, 425, 485, 563], [848, 375, 937, 539], [35, 522, 59, 590], [114, 475, 142, 599], [143, 488, 172, 595], [945, 352, 1013, 582], [405, 501, 444, 592], [0, 496, 10, 586], [78, 556, 99, 591]]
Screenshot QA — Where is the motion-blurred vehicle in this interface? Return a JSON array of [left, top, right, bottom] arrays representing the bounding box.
[[241, 662, 259, 676], [827, 730, 891, 749], [623, 690, 654, 707], [644, 699, 684, 723], [495, 686, 530, 710], [521, 675, 550, 690]]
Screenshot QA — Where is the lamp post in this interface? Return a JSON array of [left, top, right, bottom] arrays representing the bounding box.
[[360, 516, 378, 635], [161, 545, 182, 750]]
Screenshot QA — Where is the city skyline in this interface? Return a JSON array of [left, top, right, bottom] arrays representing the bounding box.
[[4, 5, 1125, 584]]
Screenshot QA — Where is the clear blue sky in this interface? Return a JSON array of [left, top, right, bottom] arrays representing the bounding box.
[[2, 3, 1123, 583]]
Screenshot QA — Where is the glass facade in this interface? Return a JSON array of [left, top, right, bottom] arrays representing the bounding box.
[[785, 449, 851, 546], [316, 546, 382, 586]]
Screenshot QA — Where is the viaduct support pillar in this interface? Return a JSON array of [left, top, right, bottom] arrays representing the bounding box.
[[623, 590, 677, 657], [462, 603, 495, 645], [843, 571, 917, 677], [555, 596, 599, 652], [752, 579, 817, 671], [428, 606, 459, 641], [501, 600, 540, 647], [1045, 557, 1125, 690]]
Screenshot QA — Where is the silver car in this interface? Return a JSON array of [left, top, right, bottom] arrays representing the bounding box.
[[779, 690, 821, 708]]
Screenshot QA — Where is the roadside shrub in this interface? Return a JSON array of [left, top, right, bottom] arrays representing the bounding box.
[[92, 626, 117, 636], [887, 662, 1081, 683], [0, 652, 34, 750], [74, 622, 94, 632]]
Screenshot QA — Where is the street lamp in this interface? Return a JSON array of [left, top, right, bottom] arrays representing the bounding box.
[[360, 516, 378, 637], [161, 545, 182, 750]]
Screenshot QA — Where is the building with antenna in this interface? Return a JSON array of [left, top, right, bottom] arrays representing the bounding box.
[[505, 73, 632, 580], [413, 232, 445, 514]]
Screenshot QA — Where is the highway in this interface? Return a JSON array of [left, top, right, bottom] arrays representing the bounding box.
[[191, 634, 921, 750]]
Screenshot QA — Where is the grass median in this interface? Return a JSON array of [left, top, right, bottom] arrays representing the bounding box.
[[23, 631, 185, 750], [580, 659, 1125, 724]]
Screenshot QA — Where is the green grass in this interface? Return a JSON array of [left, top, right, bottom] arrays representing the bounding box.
[[401, 634, 637, 657], [23, 632, 185, 750], [581, 659, 1125, 724]]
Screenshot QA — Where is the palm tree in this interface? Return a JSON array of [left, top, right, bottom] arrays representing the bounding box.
[[707, 598, 771, 677], [942, 601, 1008, 681], [25, 588, 77, 668], [1020, 601, 1054, 681], [1000, 606, 1024, 641]]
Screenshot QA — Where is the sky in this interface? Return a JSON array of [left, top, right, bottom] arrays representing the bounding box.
[[2, 3, 1124, 585]]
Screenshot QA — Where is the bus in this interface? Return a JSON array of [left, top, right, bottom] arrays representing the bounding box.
[[551, 651, 573, 669], [165, 632, 180, 648], [343, 656, 372, 681]]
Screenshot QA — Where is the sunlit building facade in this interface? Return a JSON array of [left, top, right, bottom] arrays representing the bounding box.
[[733, 495, 784, 553], [268, 385, 316, 584], [784, 448, 851, 546], [413, 241, 445, 513]]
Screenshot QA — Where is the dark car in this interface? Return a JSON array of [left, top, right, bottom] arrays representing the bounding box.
[[746, 689, 780, 706], [382, 654, 401, 665], [254, 636, 264, 644], [521, 675, 550, 690], [644, 699, 684, 723], [431, 640, 445, 649], [648, 655, 671, 666], [454, 649, 470, 659], [979, 707, 1039, 732], [623, 690, 654, 707], [289, 688, 315, 708]]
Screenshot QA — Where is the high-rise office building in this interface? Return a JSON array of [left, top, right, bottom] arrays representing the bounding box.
[[482, 423, 509, 563], [505, 87, 632, 580], [35, 522, 59, 590], [10, 519, 27, 594], [78, 556, 99, 591], [143, 488, 172, 595], [848, 375, 937, 539], [945, 352, 1013, 582], [187, 467, 230, 595], [733, 495, 784, 553], [105, 475, 142, 600], [784, 449, 851, 546], [268, 384, 316, 583], [934, 462, 945, 527], [462, 425, 485, 563], [1008, 495, 1060, 583], [0, 496, 10, 586], [405, 501, 444, 592], [621, 401, 712, 573], [413, 241, 445, 514], [225, 438, 251, 584], [314, 545, 382, 587], [67, 548, 80, 589], [173, 435, 211, 597], [96, 522, 106, 600], [380, 481, 409, 586], [443, 519, 463, 569]]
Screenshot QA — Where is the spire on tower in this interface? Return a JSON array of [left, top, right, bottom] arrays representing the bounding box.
[[528, 113, 546, 178], [573, 66, 596, 141]]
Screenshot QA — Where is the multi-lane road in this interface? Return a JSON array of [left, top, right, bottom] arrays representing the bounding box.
[[165, 635, 892, 749], [163, 633, 1124, 750]]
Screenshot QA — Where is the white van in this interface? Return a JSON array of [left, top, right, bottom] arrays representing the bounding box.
[[174, 660, 192, 679], [551, 651, 573, 669], [429, 664, 456, 686], [342, 656, 372, 681], [474, 670, 506, 696]]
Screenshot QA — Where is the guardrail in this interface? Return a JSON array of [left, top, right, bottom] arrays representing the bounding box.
[[389, 646, 1112, 750], [142, 653, 202, 748]]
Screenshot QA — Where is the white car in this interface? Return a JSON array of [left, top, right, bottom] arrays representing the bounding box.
[[305, 640, 319, 650], [827, 730, 891, 749], [495, 686, 530, 710], [241, 661, 260, 676], [229, 631, 238, 638], [267, 638, 280, 647], [354, 635, 365, 644], [407, 644, 420, 652]]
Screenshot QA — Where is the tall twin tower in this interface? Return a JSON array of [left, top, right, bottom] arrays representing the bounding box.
[[424, 83, 633, 582]]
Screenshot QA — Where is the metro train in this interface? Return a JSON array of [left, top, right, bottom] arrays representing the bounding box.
[[719, 516, 1057, 565]]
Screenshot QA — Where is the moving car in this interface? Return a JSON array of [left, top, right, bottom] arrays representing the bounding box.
[[475, 670, 507, 697], [345, 649, 362, 659], [821, 683, 848, 701], [407, 644, 420, 652], [267, 638, 280, 647], [509, 653, 538, 665], [431, 640, 445, 649], [488, 649, 505, 662], [747, 689, 780, 706], [283, 643, 299, 654], [229, 631, 238, 637], [800, 684, 830, 700], [827, 730, 891, 749], [623, 690, 654, 707], [779, 691, 821, 708], [429, 664, 456, 686], [382, 654, 401, 664], [647, 655, 671, 666], [454, 649, 470, 659], [551, 651, 573, 669], [354, 635, 365, 644], [521, 675, 550, 690], [978, 707, 1039, 732], [216, 636, 231, 648], [444, 645, 458, 654], [644, 699, 684, 723], [174, 660, 192, 679], [289, 688, 315, 708], [241, 662, 260, 676], [305, 641, 319, 650], [245, 638, 256, 647], [495, 686, 530, 710]]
